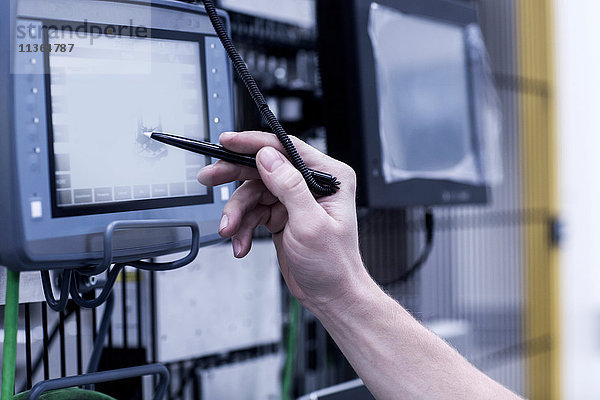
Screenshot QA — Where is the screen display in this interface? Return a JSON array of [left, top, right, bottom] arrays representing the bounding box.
[[369, 4, 482, 185], [47, 29, 210, 216]]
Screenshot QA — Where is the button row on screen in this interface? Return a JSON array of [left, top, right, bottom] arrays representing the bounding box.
[[57, 182, 206, 206]]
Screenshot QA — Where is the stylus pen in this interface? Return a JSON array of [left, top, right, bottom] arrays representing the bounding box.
[[144, 131, 340, 190]]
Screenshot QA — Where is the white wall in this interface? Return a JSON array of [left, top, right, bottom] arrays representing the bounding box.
[[554, 0, 600, 398]]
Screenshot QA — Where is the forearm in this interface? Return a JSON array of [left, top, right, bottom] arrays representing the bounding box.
[[203, 131, 519, 398], [306, 265, 521, 400]]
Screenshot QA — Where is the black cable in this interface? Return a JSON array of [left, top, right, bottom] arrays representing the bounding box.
[[41, 304, 49, 381], [36, 273, 116, 388], [69, 264, 124, 309], [25, 304, 32, 389], [380, 209, 434, 286], [59, 310, 66, 377], [86, 293, 115, 375], [67, 260, 179, 310], [40, 270, 72, 312], [201, 0, 339, 196]]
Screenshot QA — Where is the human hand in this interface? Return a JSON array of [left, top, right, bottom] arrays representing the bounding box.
[[197, 131, 370, 309]]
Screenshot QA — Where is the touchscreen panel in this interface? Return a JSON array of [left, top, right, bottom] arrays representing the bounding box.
[[47, 29, 210, 215]]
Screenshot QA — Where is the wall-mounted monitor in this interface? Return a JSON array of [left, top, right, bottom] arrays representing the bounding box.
[[317, 0, 497, 207], [0, 0, 236, 270]]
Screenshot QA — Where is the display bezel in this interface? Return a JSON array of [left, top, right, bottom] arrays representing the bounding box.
[[42, 20, 214, 218]]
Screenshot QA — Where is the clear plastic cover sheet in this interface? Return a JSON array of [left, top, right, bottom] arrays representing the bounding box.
[[466, 23, 504, 186], [368, 3, 503, 186]]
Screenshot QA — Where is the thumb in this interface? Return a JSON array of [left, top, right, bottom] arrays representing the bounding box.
[[256, 147, 326, 222]]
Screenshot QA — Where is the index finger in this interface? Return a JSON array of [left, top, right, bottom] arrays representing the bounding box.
[[219, 131, 355, 189], [219, 131, 332, 170]]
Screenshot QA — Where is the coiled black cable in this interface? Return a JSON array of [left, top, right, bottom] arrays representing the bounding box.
[[201, 0, 338, 196]]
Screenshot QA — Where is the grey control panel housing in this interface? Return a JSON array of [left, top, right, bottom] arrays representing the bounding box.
[[0, 0, 236, 271]]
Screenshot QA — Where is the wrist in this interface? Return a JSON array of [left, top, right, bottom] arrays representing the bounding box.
[[303, 258, 381, 321]]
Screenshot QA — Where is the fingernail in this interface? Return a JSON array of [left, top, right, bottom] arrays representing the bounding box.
[[259, 147, 284, 172], [219, 214, 229, 232], [232, 238, 242, 257]]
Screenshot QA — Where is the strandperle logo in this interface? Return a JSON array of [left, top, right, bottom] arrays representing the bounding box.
[[16, 19, 150, 45]]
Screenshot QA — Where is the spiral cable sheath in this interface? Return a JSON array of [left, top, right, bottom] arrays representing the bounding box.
[[201, 0, 338, 196]]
